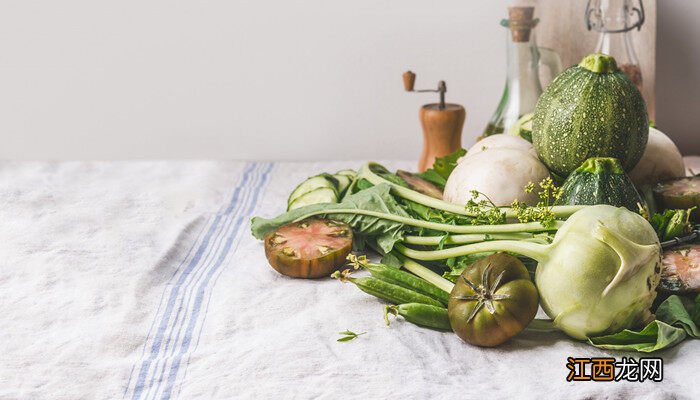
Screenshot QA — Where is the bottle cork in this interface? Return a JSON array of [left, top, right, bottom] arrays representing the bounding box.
[[508, 6, 537, 42]]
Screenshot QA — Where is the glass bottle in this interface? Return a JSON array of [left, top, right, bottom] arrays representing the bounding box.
[[586, 0, 645, 91], [482, 7, 562, 138]]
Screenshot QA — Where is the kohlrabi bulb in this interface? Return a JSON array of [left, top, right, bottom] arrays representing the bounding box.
[[535, 205, 661, 340]]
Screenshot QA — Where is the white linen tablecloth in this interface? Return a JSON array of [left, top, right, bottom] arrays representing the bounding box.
[[0, 161, 697, 400]]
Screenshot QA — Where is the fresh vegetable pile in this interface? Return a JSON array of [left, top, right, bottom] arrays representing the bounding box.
[[251, 53, 700, 353]]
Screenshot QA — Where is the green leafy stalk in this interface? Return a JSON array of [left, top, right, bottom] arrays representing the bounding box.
[[394, 240, 549, 263], [272, 208, 563, 234], [358, 162, 584, 219], [397, 256, 455, 293], [252, 184, 564, 254], [402, 232, 545, 246]]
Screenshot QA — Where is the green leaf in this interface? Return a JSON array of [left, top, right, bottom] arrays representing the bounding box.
[[693, 294, 700, 326], [650, 209, 693, 241], [588, 320, 687, 352], [417, 169, 447, 188], [419, 148, 466, 182], [336, 330, 365, 342], [367, 164, 409, 188], [380, 252, 403, 269], [437, 233, 450, 250], [435, 148, 466, 178], [656, 295, 700, 338], [588, 295, 700, 352], [251, 184, 410, 253]]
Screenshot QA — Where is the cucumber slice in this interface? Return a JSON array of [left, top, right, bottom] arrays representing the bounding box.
[[288, 174, 338, 206], [288, 187, 338, 210], [335, 169, 357, 178], [333, 174, 352, 196]]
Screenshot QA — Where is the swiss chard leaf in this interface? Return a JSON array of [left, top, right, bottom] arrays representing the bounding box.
[[251, 184, 410, 253]]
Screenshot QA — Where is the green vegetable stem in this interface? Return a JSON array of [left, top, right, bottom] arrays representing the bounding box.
[[358, 162, 583, 220]]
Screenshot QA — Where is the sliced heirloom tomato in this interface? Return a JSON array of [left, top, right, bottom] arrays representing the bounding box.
[[659, 244, 700, 294], [448, 253, 539, 347], [264, 218, 353, 279]]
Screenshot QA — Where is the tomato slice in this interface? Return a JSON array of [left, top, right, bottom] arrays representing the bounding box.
[[659, 244, 700, 294], [264, 218, 353, 279]]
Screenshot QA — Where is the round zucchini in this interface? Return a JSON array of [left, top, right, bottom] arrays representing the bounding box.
[[555, 157, 643, 212], [532, 53, 649, 177]]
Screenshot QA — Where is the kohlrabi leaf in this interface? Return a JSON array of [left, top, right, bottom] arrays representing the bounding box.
[[587, 320, 687, 352], [588, 295, 700, 352], [251, 184, 409, 253], [656, 295, 700, 338]]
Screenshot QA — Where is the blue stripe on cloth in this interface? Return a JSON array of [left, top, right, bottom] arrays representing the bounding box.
[[141, 166, 264, 400], [130, 164, 257, 400], [159, 163, 273, 399], [125, 162, 273, 400], [127, 163, 257, 400], [148, 163, 271, 400]]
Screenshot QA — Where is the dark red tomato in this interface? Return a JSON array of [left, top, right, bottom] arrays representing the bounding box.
[[264, 218, 353, 279], [448, 253, 539, 347]]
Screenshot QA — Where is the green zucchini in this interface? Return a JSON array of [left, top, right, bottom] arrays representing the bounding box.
[[532, 53, 649, 177], [555, 157, 643, 212], [335, 169, 357, 178], [287, 174, 338, 207], [287, 187, 338, 210], [332, 174, 352, 196]]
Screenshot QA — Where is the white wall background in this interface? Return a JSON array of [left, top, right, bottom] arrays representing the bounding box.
[[0, 1, 696, 161]]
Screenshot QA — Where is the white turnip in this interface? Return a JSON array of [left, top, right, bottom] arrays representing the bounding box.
[[444, 148, 550, 206]]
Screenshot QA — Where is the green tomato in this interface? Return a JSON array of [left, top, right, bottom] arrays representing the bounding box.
[[448, 253, 539, 347]]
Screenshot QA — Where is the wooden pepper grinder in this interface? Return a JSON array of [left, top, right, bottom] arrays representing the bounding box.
[[403, 71, 466, 172]]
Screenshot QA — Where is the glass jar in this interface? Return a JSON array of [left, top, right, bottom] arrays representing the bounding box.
[[586, 0, 645, 91], [482, 7, 562, 139]]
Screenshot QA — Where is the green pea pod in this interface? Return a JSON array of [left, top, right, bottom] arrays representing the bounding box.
[[385, 303, 451, 331], [362, 263, 449, 306], [348, 277, 443, 307]]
